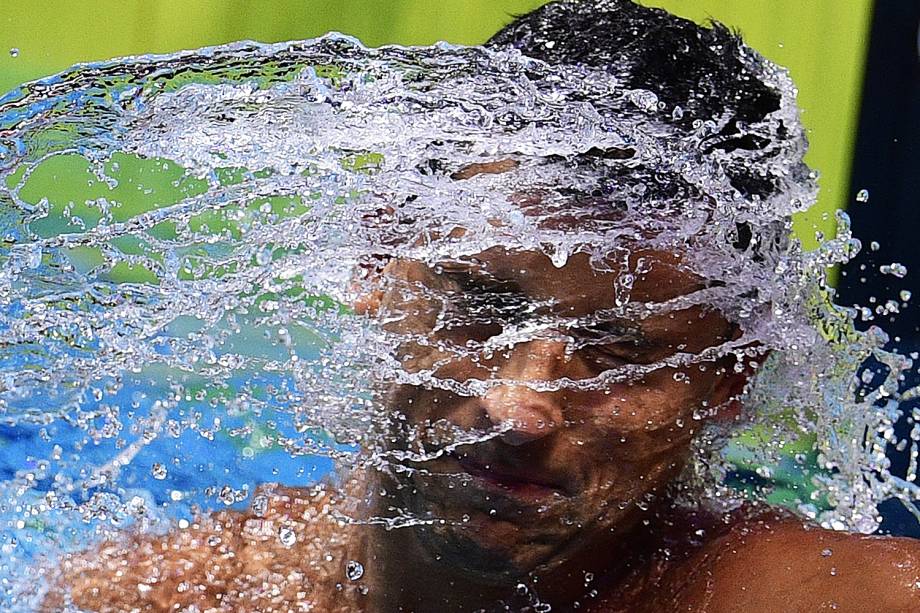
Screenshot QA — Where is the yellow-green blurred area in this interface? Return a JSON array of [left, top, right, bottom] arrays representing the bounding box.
[[0, 0, 872, 249], [0, 0, 871, 249]]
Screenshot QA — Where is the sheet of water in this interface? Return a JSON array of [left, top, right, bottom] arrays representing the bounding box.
[[0, 30, 916, 610]]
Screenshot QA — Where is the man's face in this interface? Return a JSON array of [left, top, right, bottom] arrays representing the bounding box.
[[373, 246, 740, 580]]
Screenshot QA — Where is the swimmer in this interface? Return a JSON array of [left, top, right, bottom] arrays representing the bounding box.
[[41, 1, 920, 611]]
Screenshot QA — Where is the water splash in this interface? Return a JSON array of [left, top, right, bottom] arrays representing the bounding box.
[[0, 32, 916, 609]]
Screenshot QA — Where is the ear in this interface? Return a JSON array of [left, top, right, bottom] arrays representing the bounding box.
[[709, 349, 770, 423]]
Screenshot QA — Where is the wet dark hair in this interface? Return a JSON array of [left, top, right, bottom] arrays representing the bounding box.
[[486, 0, 796, 203], [487, 0, 779, 132]]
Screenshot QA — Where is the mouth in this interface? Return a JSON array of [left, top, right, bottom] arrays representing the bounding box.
[[451, 453, 568, 502]]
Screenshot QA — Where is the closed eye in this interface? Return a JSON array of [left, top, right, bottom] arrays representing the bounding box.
[[570, 324, 658, 366], [425, 269, 528, 342], [440, 268, 533, 324], [570, 321, 644, 347]]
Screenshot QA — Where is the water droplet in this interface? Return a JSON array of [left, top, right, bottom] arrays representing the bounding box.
[[151, 463, 167, 480], [217, 485, 236, 505], [855, 189, 869, 203], [255, 247, 273, 266], [278, 526, 296, 547], [345, 559, 364, 581], [880, 262, 908, 278], [628, 88, 659, 112], [252, 494, 268, 517]]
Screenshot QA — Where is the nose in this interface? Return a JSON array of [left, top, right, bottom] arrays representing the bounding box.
[[481, 339, 566, 446]]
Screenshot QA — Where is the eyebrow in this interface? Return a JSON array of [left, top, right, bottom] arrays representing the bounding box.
[[571, 317, 650, 346], [438, 265, 524, 297], [439, 268, 638, 332]]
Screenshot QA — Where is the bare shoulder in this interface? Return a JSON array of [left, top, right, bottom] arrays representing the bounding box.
[[40, 483, 369, 612], [657, 512, 920, 613]]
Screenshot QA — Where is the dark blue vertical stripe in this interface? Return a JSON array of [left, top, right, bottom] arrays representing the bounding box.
[[840, 0, 920, 538]]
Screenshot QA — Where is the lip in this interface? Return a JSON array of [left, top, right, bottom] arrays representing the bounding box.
[[452, 454, 567, 502]]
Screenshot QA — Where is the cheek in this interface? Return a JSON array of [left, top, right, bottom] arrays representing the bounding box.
[[385, 384, 444, 421], [567, 410, 698, 501], [572, 364, 721, 430], [384, 385, 488, 440], [560, 368, 720, 474]]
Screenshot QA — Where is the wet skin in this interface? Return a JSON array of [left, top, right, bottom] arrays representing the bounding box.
[[46, 243, 920, 612], [370, 248, 742, 587]]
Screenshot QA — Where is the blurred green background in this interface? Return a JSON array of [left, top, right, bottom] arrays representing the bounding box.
[[0, 0, 872, 244]]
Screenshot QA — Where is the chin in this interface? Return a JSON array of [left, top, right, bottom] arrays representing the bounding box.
[[415, 517, 570, 583], [419, 523, 529, 581], [391, 477, 582, 580]]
